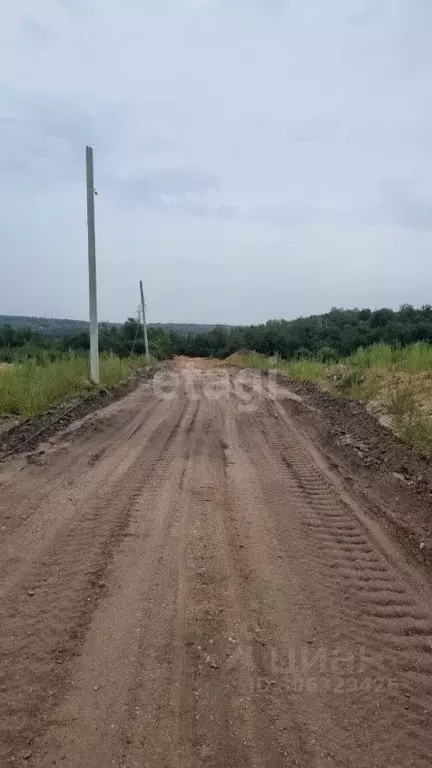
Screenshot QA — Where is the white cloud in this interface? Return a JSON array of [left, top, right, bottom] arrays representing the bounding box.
[[1, 0, 432, 321]]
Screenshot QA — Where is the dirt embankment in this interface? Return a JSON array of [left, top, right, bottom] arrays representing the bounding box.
[[0, 361, 431, 767], [271, 373, 432, 571]]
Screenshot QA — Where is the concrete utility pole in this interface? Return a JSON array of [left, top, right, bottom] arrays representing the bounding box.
[[139, 280, 150, 363], [86, 145, 99, 383]]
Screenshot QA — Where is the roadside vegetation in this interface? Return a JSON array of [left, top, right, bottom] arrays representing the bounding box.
[[0, 354, 148, 418], [226, 342, 432, 456], [0, 318, 166, 419]]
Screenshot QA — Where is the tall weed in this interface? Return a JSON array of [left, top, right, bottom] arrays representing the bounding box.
[[0, 354, 147, 418]]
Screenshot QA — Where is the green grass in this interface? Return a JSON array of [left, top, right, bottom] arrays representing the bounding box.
[[226, 343, 432, 456], [384, 379, 432, 455], [349, 341, 432, 374], [278, 358, 328, 382], [227, 352, 327, 382], [0, 353, 148, 418]]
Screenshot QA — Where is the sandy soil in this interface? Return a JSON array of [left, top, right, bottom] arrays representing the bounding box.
[[0, 360, 431, 767]]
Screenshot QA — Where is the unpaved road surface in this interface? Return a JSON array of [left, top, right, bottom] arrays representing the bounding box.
[[1, 361, 431, 767]]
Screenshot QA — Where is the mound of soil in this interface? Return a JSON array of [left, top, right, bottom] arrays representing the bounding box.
[[224, 349, 255, 362]]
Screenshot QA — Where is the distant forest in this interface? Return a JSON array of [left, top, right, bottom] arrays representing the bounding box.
[[0, 316, 216, 339], [172, 304, 432, 360], [1, 305, 432, 362]]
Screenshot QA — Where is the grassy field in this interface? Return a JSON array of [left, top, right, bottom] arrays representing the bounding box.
[[227, 343, 432, 456], [0, 354, 148, 418]]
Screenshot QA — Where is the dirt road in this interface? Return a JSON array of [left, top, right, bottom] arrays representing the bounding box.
[[1, 361, 431, 767]]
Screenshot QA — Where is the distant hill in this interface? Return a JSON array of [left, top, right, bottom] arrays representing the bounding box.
[[0, 316, 90, 338], [0, 315, 221, 338]]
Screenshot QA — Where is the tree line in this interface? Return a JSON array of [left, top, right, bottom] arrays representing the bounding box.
[[165, 304, 432, 360], [1, 304, 432, 364]]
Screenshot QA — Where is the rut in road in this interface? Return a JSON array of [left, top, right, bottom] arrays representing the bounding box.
[[0, 363, 431, 768]]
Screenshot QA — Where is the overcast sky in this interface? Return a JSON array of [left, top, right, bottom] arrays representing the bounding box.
[[1, 0, 432, 324]]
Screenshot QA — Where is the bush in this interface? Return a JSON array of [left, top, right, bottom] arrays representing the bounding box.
[[319, 346, 339, 363]]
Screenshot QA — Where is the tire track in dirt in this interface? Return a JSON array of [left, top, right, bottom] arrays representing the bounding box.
[[167, 396, 271, 768], [0, 389, 192, 765], [240, 391, 432, 766], [0, 390, 166, 598], [221, 396, 352, 767], [0, 383, 160, 543], [122, 395, 275, 767], [36, 396, 201, 767]]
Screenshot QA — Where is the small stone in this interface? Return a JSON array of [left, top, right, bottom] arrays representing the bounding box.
[[28, 590, 35, 597], [23, 751, 32, 760], [420, 542, 425, 550], [93, 685, 99, 691]]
